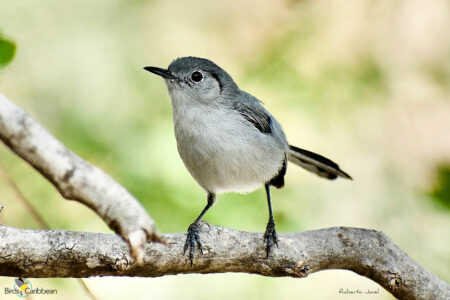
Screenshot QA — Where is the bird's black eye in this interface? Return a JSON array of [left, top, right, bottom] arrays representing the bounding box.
[[191, 71, 203, 82]]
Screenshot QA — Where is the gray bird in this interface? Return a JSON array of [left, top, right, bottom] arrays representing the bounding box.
[[144, 57, 351, 265]]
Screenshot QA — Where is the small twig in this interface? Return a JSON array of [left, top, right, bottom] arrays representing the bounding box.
[[76, 278, 99, 300], [0, 162, 47, 228], [0, 163, 100, 300]]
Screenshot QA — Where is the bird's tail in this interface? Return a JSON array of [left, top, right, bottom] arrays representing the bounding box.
[[288, 145, 352, 180]]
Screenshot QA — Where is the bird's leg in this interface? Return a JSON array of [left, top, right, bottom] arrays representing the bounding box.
[[263, 183, 278, 257], [184, 192, 216, 266]]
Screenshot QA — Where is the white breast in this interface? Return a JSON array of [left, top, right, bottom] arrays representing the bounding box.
[[170, 92, 286, 194]]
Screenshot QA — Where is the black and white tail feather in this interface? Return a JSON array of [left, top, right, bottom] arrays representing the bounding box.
[[288, 145, 352, 180]]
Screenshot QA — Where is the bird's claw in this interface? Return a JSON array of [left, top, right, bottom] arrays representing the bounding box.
[[184, 222, 203, 266], [263, 220, 278, 258]]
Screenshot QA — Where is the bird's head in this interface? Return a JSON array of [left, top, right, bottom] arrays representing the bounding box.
[[144, 56, 238, 105]]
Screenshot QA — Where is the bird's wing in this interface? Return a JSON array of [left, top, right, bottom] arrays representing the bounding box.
[[232, 96, 272, 134]]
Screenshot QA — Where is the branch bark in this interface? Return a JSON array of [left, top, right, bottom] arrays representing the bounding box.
[[0, 224, 448, 300], [0, 94, 449, 300], [0, 94, 163, 261]]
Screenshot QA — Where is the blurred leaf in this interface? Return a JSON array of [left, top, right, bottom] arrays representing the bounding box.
[[0, 36, 16, 68], [53, 111, 112, 158], [429, 164, 450, 211], [424, 64, 450, 92], [353, 57, 386, 90]]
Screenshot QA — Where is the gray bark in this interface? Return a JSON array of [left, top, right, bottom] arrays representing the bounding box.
[[0, 94, 163, 262], [0, 94, 449, 300], [0, 224, 448, 300]]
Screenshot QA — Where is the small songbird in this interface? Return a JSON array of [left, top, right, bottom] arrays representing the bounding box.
[[144, 57, 351, 265]]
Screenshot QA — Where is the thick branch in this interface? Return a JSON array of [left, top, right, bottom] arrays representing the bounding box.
[[0, 94, 163, 261], [0, 224, 448, 300], [0, 95, 448, 300]]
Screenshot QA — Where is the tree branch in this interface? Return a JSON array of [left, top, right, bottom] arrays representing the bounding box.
[[0, 224, 448, 300], [0, 94, 163, 261], [1, 94, 448, 300]]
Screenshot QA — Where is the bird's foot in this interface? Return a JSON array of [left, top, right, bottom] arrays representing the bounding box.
[[183, 222, 203, 266], [263, 220, 278, 258]]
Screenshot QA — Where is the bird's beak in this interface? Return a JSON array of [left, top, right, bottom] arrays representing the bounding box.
[[143, 66, 177, 80]]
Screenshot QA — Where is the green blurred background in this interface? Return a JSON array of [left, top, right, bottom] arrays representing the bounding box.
[[0, 0, 449, 299]]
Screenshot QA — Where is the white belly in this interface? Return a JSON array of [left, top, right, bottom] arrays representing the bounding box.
[[172, 102, 286, 194]]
